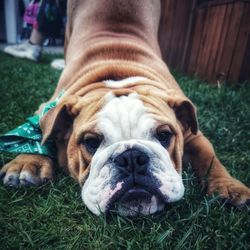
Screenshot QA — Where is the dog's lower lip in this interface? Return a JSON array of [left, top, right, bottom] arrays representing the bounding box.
[[120, 187, 152, 201], [112, 187, 153, 215], [127, 187, 148, 193]]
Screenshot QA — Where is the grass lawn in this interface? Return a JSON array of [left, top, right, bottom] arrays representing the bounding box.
[[0, 51, 249, 249]]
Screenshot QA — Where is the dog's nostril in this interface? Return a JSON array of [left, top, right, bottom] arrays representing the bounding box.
[[114, 149, 149, 174], [115, 156, 128, 167], [134, 152, 149, 175], [136, 154, 149, 166]]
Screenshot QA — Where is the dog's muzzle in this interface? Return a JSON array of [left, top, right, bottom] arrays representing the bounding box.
[[81, 140, 184, 217], [108, 148, 165, 215]]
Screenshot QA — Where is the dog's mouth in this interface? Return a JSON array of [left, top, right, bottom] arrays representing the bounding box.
[[106, 177, 166, 216]]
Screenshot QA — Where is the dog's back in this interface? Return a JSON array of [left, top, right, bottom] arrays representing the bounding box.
[[51, 0, 182, 98], [65, 0, 162, 59]]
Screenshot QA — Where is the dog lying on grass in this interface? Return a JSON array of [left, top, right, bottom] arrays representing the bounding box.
[[1, 0, 249, 216]]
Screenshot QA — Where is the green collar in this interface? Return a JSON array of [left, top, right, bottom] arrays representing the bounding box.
[[0, 92, 64, 158]]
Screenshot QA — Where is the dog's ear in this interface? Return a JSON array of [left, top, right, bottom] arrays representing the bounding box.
[[40, 96, 79, 144], [168, 96, 198, 134]]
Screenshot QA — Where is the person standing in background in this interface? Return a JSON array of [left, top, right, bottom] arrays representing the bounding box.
[[4, 0, 66, 69]]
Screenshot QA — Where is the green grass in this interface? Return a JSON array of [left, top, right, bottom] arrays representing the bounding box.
[[0, 52, 249, 249]]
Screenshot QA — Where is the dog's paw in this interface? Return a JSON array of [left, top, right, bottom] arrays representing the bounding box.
[[207, 177, 250, 206], [0, 154, 54, 187]]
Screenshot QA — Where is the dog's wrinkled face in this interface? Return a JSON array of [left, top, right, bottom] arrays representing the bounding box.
[[80, 93, 185, 216], [42, 81, 197, 217]]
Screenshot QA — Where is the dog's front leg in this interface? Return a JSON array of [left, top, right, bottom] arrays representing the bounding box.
[[184, 131, 250, 205], [0, 154, 54, 187]]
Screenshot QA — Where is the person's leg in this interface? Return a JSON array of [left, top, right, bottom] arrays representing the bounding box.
[[29, 28, 46, 46], [4, 28, 44, 62]]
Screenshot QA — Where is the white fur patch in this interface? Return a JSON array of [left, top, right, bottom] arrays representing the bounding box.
[[104, 76, 148, 88], [3, 170, 42, 187], [98, 93, 155, 142], [3, 172, 19, 187], [19, 170, 41, 186]]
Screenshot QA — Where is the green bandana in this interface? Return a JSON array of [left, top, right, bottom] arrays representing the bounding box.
[[0, 92, 64, 158]]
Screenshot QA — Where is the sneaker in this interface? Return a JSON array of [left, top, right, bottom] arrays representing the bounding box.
[[3, 40, 42, 62], [51, 59, 65, 70]]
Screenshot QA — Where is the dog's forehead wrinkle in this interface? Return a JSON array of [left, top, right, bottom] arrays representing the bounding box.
[[117, 98, 131, 139], [98, 94, 155, 142]]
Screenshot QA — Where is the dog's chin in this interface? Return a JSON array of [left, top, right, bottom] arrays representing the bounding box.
[[108, 187, 165, 217]]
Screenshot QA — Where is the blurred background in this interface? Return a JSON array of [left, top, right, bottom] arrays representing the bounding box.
[[0, 0, 65, 57]]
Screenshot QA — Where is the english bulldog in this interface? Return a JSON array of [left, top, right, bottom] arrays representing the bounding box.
[[1, 0, 250, 216]]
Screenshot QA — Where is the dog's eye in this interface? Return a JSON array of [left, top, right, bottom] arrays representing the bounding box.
[[82, 133, 102, 154], [155, 130, 173, 147]]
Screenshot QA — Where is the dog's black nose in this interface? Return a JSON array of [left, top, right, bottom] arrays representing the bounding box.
[[114, 149, 149, 175]]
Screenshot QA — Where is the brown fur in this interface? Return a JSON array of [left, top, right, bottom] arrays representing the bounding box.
[[1, 0, 249, 206]]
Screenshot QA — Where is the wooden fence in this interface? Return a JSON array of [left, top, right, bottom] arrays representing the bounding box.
[[158, 0, 250, 84]]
